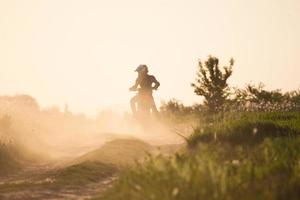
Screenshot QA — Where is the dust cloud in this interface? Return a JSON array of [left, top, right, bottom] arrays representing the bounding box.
[[0, 95, 185, 167]]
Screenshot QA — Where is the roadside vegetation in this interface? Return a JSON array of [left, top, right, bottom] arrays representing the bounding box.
[[99, 56, 300, 200], [99, 112, 300, 200]]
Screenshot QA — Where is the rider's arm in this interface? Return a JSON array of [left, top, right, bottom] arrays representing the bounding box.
[[152, 76, 160, 90], [129, 78, 139, 91]]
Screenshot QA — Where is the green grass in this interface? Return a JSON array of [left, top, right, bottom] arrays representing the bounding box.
[[188, 112, 300, 147], [99, 112, 300, 200]]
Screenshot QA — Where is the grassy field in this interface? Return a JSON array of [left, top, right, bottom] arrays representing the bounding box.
[[99, 112, 300, 200]]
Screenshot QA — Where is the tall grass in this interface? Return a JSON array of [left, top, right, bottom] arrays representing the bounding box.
[[188, 112, 300, 147], [100, 112, 300, 200]]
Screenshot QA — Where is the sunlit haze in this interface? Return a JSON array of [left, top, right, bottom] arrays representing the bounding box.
[[1, 0, 299, 116]]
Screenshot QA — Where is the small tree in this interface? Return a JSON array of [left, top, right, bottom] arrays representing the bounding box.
[[191, 56, 234, 113]]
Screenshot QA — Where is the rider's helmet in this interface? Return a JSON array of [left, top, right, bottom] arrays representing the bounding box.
[[135, 64, 148, 73]]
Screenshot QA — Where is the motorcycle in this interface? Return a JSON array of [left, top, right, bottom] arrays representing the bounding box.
[[130, 88, 157, 119]]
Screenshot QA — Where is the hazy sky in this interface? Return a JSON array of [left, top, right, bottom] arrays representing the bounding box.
[[1, 0, 299, 115]]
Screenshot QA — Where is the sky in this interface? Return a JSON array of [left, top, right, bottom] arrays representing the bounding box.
[[0, 0, 299, 116]]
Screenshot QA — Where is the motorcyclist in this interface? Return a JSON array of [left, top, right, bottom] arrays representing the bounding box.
[[129, 65, 160, 116]]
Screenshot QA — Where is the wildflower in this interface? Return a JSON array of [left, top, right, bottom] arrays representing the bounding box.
[[232, 160, 240, 165], [172, 187, 179, 196], [135, 184, 142, 191], [253, 127, 258, 135], [214, 132, 217, 141]]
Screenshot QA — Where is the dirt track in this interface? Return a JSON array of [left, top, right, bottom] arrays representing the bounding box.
[[0, 161, 118, 200], [0, 130, 184, 200], [0, 137, 118, 200]]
